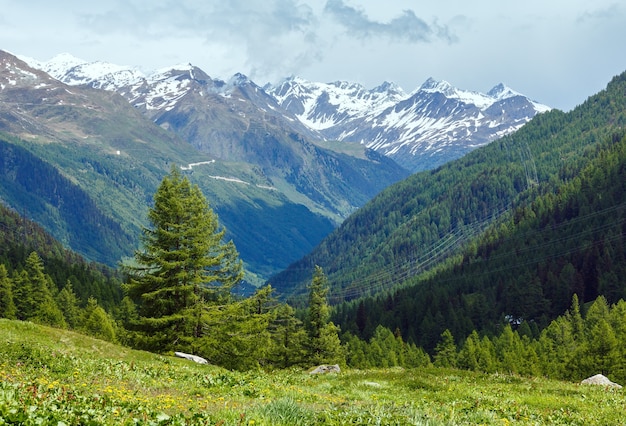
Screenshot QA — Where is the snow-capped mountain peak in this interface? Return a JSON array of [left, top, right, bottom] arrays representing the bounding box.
[[418, 77, 455, 96], [266, 76, 408, 131], [487, 82, 520, 100], [153, 63, 195, 75], [22, 52, 88, 79], [415, 77, 489, 108], [23, 53, 146, 90], [227, 72, 253, 88], [372, 81, 405, 96], [22, 51, 550, 172], [269, 75, 550, 170], [487, 83, 551, 113]]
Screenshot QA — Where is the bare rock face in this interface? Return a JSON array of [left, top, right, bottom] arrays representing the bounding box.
[[581, 374, 622, 389], [309, 364, 341, 374]]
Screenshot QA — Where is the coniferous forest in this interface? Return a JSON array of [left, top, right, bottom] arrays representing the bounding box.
[[1, 72, 626, 387]]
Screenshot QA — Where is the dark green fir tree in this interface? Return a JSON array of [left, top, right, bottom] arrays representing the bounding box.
[[305, 266, 344, 365]]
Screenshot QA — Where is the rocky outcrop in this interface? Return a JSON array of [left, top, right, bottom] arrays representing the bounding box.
[[309, 364, 341, 374], [581, 374, 622, 389]]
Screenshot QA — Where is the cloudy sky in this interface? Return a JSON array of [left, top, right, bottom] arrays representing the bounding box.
[[1, 0, 625, 111]]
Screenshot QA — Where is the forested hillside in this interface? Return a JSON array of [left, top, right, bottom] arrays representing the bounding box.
[[0, 136, 134, 265], [334, 128, 626, 352], [0, 201, 122, 312], [270, 72, 626, 307]]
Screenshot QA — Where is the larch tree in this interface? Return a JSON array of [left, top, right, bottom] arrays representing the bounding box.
[[83, 297, 117, 343], [125, 165, 243, 353]]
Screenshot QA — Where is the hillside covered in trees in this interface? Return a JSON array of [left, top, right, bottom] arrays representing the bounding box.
[[270, 71, 626, 315], [0, 202, 122, 311], [334, 128, 626, 349]]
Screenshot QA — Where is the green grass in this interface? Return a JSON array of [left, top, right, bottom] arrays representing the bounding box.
[[1, 319, 624, 425]]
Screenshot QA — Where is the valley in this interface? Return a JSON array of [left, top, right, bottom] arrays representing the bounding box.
[[2, 50, 626, 421]]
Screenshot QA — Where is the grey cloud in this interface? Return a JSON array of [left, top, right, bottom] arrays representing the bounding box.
[[78, 0, 319, 45], [78, 1, 208, 38], [76, 0, 323, 76], [323, 0, 456, 43], [203, 1, 324, 80], [576, 3, 623, 23]]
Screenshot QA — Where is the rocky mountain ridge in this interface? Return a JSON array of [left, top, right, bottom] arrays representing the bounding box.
[[0, 50, 405, 282], [25, 53, 550, 172], [268, 76, 550, 170]]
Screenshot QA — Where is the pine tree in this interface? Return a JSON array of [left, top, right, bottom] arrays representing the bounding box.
[[494, 324, 525, 374], [199, 286, 275, 370], [12, 270, 33, 321], [0, 264, 17, 319], [609, 300, 626, 382], [569, 293, 584, 342], [306, 266, 344, 365], [458, 330, 495, 372], [56, 280, 81, 329], [434, 329, 457, 368], [537, 314, 576, 379], [571, 318, 619, 379], [355, 300, 368, 335], [83, 297, 117, 342], [268, 303, 308, 368], [344, 333, 370, 368], [124, 166, 243, 353], [19, 252, 66, 327], [583, 295, 610, 337], [369, 326, 400, 367]]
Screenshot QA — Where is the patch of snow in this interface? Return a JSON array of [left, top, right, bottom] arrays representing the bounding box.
[[179, 160, 215, 170], [209, 176, 249, 185]]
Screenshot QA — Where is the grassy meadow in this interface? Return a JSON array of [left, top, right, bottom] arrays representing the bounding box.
[[0, 319, 624, 425]]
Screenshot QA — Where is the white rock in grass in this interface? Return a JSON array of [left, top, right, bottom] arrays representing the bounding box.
[[309, 364, 341, 374], [581, 374, 622, 389], [175, 351, 208, 364]]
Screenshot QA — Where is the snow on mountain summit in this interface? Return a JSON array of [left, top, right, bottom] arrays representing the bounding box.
[[269, 76, 551, 170], [416, 77, 503, 110], [24, 53, 146, 90], [21, 51, 550, 172], [22, 52, 87, 79], [267, 76, 408, 131], [418, 77, 456, 96], [487, 83, 521, 100]]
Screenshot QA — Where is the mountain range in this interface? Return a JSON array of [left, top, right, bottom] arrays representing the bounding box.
[[25, 53, 549, 172], [0, 50, 403, 284], [0, 49, 548, 285], [268, 76, 550, 170]]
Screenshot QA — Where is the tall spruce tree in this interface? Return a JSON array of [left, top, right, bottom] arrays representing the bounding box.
[[305, 266, 344, 365], [13, 252, 66, 327], [125, 166, 243, 352], [56, 280, 81, 329]]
